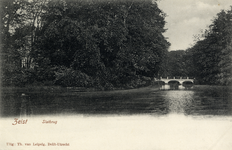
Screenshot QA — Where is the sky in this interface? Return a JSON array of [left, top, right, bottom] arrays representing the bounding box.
[[157, 0, 232, 51]]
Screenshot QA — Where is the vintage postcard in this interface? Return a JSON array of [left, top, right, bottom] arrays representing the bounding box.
[[1, 0, 232, 150]]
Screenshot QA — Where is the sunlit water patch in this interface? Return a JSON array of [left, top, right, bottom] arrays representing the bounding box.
[[163, 90, 194, 114]]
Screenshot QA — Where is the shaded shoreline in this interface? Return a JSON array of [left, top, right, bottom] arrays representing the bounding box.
[[1, 85, 158, 95]]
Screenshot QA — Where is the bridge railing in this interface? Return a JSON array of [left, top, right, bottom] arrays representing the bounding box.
[[159, 77, 194, 80]]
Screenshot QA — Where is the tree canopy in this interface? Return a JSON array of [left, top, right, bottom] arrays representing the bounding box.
[[1, 0, 170, 89], [187, 7, 232, 85]]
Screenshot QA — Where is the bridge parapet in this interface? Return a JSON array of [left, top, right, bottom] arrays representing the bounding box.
[[156, 77, 194, 84]]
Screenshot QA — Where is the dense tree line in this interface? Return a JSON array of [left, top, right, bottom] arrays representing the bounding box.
[[1, 0, 170, 89], [186, 7, 232, 85], [159, 50, 194, 79], [165, 50, 187, 78], [165, 7, 232, 86]]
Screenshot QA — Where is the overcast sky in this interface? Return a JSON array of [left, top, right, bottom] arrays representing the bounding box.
[[157, 0, 232, 51]]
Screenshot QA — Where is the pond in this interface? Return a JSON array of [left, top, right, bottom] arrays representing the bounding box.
[[1, 85, 232, 117]]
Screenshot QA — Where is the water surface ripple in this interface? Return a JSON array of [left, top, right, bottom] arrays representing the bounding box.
[[1, 85, 232, 117]]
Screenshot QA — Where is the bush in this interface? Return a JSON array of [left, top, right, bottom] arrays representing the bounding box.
[[2, 67, 36, 87], [54, 66, 93, 87]]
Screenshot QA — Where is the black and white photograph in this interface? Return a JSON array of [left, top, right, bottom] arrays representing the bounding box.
[[1, 0, 232, 150]]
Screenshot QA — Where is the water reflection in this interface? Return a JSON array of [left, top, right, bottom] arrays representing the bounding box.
[[163, 90, 194, 114], [1, 86, 231, 117], [159, 84, 193, 90]]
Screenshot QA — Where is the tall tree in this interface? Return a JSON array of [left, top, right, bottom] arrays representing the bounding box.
[[1, 0, 28, 85], [34, 0, 169, 88], [187, 7, 232, 85], [216, 7, 232, 85], [1, 0, 49, 85]]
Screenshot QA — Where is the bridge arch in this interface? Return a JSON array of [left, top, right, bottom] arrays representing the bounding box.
[[167, 80, 180, 90], [182, 81, 194, 89], [168, 80, 181, 85], [182, 81, 194, 84]]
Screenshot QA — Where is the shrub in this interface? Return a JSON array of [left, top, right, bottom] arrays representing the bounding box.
[[54, 66, 93, 87], [2, 67, 36, 87]]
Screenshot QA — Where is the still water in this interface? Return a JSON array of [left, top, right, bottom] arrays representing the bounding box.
[[1, 85, 232, 150], [1, 85, 232, 117]]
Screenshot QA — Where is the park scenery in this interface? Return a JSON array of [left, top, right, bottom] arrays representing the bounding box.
[[0, 0, 232, 117]]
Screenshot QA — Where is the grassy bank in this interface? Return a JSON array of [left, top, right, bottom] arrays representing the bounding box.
[[1, 85, 159, 97]]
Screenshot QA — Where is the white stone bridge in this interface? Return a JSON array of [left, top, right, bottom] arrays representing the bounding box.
[[155, 77, 194, 85]]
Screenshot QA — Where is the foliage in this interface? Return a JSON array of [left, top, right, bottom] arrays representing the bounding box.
[[2, 67, 36, 87], [54, 66, 93, 87], [163, 50, 196, 79], [1, 0, 27, 86], [1, 0, 49, 86], [1, 0, 170, 89], [217, 40, 232, 85], [166, 50, 188, 77], [187, 7, 232, 85], [34, 0, 169, 88]]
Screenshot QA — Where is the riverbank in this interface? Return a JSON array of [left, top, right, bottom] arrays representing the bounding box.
[[2, 84, 231, 97], [1, 85, 159, 96], [192, 85, 232, 98]]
